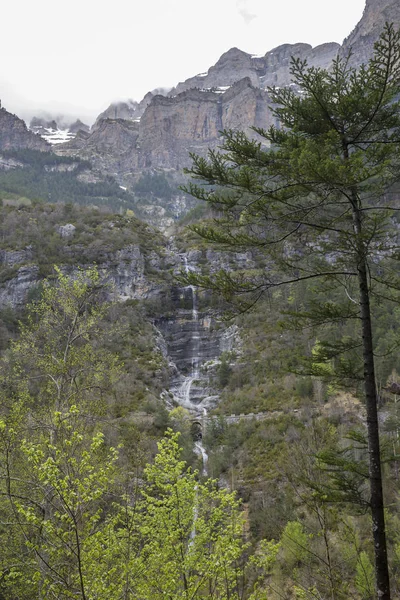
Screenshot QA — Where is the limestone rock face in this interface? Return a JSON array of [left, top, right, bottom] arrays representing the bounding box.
[[53, 0, 400, 218], [0, 108, 49, 152], [342, 0, 400, 65], [55, 79, 271, 175], [56, 118, 140, 174], [260, 42, 340, 88], [0, 265, 40, 307], [221, 77, 272, 132], [92, 93, 154, 131], [0, 243, 168, 309], [138, 89, 222, 169]]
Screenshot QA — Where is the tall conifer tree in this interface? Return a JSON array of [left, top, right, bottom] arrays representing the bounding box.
[[183, 24, 400, 600]]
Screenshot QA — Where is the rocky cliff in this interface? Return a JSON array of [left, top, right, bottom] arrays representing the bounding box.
[[54, 0, 398, 190], [55, 78, 272, 177], [0, 108, 50, 152], [342, 0, 400, 65], [0, 204, 245, 412]]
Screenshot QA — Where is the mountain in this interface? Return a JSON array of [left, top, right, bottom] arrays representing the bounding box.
[[0, 107, 49, 152], [2, 0, 400, 226], [52, 0, 400, 198], [342, 0, 400, 64], [53, 43, 340, 179], [29, 116, 90, 145]]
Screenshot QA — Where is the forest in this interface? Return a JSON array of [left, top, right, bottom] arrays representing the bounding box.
[[1, 22, 400, 600]]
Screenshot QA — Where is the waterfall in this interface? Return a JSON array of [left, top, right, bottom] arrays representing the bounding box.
[[178, 256, 201, 407], [194, 441, 208, 476], [176, 256, 208, 476]]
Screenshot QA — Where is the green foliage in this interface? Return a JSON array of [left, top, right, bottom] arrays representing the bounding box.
[[12, 407, 119, 599], [280, 521, 311, 572], [135, 430, 246, 599], [355, 551, 375, 599], [133, 170, 174, 199], [8, 266, 120, 415], [0, 149, 137, 212], [182, 25, 400, 598]]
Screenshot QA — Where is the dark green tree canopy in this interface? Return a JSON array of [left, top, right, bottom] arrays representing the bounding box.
[[182, 23, 400, 600], [183, 23, 400, 310]]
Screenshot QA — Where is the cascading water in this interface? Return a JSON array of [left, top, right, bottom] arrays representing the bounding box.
[[178, 256, 208, 475]]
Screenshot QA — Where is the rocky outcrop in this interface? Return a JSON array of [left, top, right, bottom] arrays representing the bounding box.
[[0, 108, 50, 152], [69, 119, 90, 134], [0, 154, 24, 170], [55, 78, 271, 174], [0, 243, 169, 309], [92, 94, 154, 130], [50, 0, 400, 222], [259, 42, 340, 88], [342, 0, 400, 65]]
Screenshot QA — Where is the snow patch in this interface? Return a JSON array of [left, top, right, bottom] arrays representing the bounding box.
[[199, 85, 231, 94], [38, 128, 76, 145]]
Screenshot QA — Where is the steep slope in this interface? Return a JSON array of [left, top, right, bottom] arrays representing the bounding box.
[[0, 107, 50, 152], [55, 78, 272, 176], [56, 0, 397, 190], [342, 0, 400, 64]]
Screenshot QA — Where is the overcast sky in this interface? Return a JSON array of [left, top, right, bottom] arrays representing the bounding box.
[[2, 0, 365, 124]]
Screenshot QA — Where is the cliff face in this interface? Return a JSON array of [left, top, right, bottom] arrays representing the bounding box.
[[0, 225, 242, 411], [342, 0, 400, 64], [0, 108, 50, 152], [52, 0, 400, 205], [55, 79, 272, 173], [56, 118, 141, 174], [53, 41, 343, 179]]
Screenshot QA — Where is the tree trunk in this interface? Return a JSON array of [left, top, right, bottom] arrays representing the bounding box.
[[356, 233, 391, 600]]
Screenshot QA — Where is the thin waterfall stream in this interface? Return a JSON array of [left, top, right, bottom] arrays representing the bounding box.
[[178, 256, 208, 476]]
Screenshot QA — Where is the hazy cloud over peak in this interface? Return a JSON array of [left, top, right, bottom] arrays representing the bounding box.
[[236, 0, 257, 24], [1, 0, 365, 122]]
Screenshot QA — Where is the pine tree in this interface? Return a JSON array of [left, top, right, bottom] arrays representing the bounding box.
[[182, 24, 400, 600]]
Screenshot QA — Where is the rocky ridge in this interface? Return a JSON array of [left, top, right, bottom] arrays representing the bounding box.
[[52, 0, 400, 194], [0, 108, 49, 152], [342, 0, 400, 65]]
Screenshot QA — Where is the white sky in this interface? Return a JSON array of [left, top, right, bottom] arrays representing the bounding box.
[[2, 0, 366, 124]]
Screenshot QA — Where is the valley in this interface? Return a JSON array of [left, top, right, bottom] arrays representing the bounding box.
[[1, 0, 400, 598]]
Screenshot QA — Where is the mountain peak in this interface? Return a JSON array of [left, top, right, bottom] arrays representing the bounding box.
[[342, 0, 400, 61]]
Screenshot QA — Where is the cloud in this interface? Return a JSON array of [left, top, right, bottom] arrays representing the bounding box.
[[236, 0, 256, 24]]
